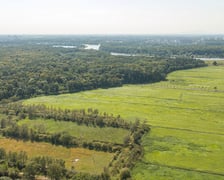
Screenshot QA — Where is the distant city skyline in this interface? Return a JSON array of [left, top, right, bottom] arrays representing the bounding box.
[[0, 0, 224, 35]]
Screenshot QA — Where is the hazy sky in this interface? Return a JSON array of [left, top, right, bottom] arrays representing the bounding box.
[[0, 0, 224, 34]]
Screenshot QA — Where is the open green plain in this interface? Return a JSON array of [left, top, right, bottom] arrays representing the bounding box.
[[18, 118, 129, 144], [24, 65, 224, 179]]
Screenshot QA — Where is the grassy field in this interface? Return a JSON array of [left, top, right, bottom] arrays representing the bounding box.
[[132, 127, 224, 179], [132, 162, 224, 180], [23, 65, 224, 179], [17, 118, 129, 144], [0, 137, 114, 174]]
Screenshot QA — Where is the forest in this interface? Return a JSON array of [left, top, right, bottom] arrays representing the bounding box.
[[0, 40, 206, 102]]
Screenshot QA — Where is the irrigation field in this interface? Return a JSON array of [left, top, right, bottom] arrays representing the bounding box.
[[24, 65, 224, 179]]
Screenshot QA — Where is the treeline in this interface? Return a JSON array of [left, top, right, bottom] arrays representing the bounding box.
[[101, 42, 224, 58], [2, 124, 121, 152], [3, 103, 131, 129], [0, 45, 206, 101], [107, 119, 149, 179]]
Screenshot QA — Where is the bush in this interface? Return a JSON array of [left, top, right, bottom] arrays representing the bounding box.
[[120, 167, 131, 180]]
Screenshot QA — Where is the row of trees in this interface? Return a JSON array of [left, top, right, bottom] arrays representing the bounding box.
[[99, 119, 150, 179], [101, 41, 224, 57], [3, 103, 132, 129], [2, 124, 121, 152]]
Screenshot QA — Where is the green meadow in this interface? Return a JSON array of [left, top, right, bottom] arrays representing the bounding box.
[[24, 65, 224, 179], [18, 118, 129, 144]]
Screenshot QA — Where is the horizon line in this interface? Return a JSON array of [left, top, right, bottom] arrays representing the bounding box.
[[0, 33, 224, 36]]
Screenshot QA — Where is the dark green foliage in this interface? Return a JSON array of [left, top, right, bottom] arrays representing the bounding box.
[[24, 156, 66, 180], [23, 161, 37, 180], [0, 150, 26, 178], [47, 162, 66, 180], [119, 168, 131, 180], [0, 148, 6, 160], [0, 117, 14, 129], [2, 103, 131, 129], [212, 61, 218, 66], [109, 121, 149, 178], [0, 44, 206, 101]]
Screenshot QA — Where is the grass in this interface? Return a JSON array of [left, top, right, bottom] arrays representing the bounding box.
[[0, 113, 6, 119], [23, 65, 224, 179], [17, 118, 129, 144], [132, 163, 224, 180], [0, 137, 114, 174], [141, 127, 224, 173]]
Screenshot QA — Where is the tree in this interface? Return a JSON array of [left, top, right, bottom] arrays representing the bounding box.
[[59, 132, 73, 147], [0, 119, 7, 129], [119, 167, 131, 180], [123, 136, 131, 146], [16, 151, 28, 170], [19, 124, 29, 140], [47, 162, 65, 180], [0, 148, 6, 160], [213, 61, 218, 66], [23, 161, 38, 180], [15, 88, 24, 98]]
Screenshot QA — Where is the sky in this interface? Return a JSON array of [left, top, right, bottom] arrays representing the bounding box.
[[0, 0, 224, 35]]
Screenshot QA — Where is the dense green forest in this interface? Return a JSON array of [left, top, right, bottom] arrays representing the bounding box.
[[0, 44, 206, 102]]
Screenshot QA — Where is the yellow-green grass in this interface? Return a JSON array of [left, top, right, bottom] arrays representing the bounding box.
[[23, 66, 224, 179], [0, 137, 114, 174], [17, 118, 129, 144]]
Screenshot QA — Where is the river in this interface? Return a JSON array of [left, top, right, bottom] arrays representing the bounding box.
[[84, 44, 101, 50]]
